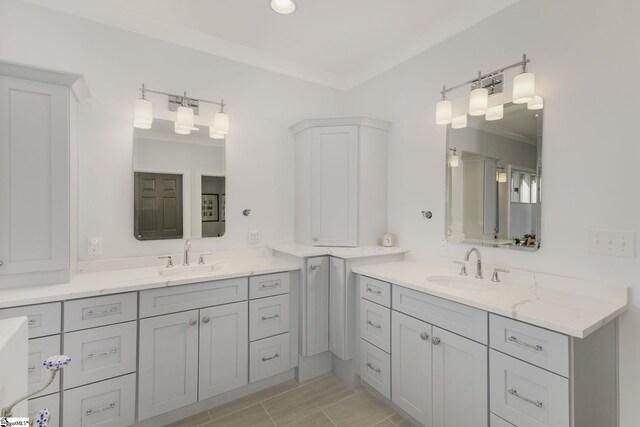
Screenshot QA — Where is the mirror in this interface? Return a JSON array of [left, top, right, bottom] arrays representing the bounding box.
[[446, 103, 542, 250], [133, 119, 225, 240]]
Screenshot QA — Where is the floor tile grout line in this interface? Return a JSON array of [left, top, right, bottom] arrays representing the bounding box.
[[386, 414, 400, 427], [321, 409, 339, 427], [260, 401, 278, 427]]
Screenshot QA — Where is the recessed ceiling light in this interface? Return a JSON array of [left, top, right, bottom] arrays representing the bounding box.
[[270, 0, 296, 15]]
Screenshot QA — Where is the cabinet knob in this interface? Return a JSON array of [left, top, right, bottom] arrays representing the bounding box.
[[313, 236, 318, 242], [420, 332, 429, 341], [309, 265, 319, 272], [189, 319, 198, 326], [432, 337, 441, 345], [202, 316, 210, 324], [0, 260, 3, 266]]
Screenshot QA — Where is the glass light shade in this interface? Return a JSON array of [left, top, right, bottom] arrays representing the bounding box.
[[469, 87, 489, 116], [513, 72, 535, 104], [271, 0, 296, 14], [485, 104, 504, 121], [174, 121, 190, 135], [449, 154, 459, 168], [497, 172, 507, 183], [435, 100, 452, 125], [214, 112, 230, 134], [133, 98, 153, 129], [527, 95, 544, 110], [451, 114, 467, 129], [209, 127, 225, 140], [176, 105, 197, 132]]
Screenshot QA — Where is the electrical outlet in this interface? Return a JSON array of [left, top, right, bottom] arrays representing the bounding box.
[[588, 230, 636, 258], [247, 230, 261, 245], [87, 237, 102, 255]]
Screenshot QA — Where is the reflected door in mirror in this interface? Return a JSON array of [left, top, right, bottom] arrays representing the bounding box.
[[134, 172, 183, 240]]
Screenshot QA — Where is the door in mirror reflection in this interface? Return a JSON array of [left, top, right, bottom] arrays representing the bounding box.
[[133, 119, 225, 240], [446, 103, 542, 250]]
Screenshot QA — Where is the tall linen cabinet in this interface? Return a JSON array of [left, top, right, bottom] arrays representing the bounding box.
[[291, 118, 390, 247]]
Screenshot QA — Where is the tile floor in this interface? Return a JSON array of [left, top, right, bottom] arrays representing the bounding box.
[[173, 374, 412, 427]]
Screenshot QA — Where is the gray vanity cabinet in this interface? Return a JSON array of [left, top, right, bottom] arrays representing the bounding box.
[[303, 256, 330, 356]]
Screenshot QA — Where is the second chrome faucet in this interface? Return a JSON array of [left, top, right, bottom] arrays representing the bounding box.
[[464, 247, 483, 279]]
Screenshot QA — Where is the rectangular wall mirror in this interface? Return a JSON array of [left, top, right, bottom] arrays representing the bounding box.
[[133, 119, 225, 240], [446, 103, 542, 250]]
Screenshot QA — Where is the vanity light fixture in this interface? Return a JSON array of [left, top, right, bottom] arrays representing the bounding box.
[[270, 0, 296, 14], [134, 84, 229, 139], [133, 84, 153, 129], [448, 148, 459, 167], [436, 54, 541, 127]]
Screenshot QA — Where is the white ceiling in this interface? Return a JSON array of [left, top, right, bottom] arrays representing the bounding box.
[[21, 0, 519, 90]]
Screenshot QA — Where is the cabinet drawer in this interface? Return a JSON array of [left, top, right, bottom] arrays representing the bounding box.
[[360, 339, 391, 399], [64, 293, 137, 332], [490, 350, 569, 427], [63, 373, 136, 427], [250, 272, 290, 299], [63, 322, 137, 389], [360, 298, 391, 353], [491, 413, 515, 427], [393, 285, 488, 344], [250, 333, 290, 383], [490, 314, 570, 377], [0, 302, 61, 338], [249, 294, 290, 341], [29, 393, 60, 427], [360, 276, 391, 307], [140, 277, 248, 317], [28, 335, 60, 394]]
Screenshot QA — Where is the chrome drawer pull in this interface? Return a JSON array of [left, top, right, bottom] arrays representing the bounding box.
[[366, 287, 382, 295], [366, 362, 381, 373], [86, 307, 118, 317], [508, 336, 543, 351], [27, 366, 36, 373], [28, 319, 37, 326], [508, 388, 543, 408], [87, 348, 118, 359], [261, 314, 280, 321], [261, 353, 280, 362], [85, 402, 116, 416], [366, 320, 382, 329], [261, 281, 281, 289]]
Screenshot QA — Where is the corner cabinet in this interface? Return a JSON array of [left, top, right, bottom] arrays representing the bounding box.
[[291, 117, 391, 247]]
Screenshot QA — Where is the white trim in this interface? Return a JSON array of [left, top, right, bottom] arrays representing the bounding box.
[[289, 117, 392, 134]]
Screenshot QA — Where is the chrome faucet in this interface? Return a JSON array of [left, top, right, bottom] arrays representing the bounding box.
[[183, 240, 192, 266], [464, 247, 483, 279]]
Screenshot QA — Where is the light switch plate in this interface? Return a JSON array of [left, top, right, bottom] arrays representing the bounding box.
[[87, 237, 102, 255], [588, 230, 636, 258]]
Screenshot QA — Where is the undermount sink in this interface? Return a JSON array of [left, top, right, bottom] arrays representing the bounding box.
[[426, 275, 496, 291], [159, 264, 221, 277]]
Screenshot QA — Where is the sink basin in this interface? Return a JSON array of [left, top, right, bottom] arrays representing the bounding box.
[[159, 264, 221, 277], [426, 275, 496, 291]]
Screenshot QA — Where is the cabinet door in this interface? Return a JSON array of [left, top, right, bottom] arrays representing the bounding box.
[[304, 257, 329, 356], [0, 76, 69, 275], [432, 327, 488, 427], [392, 311, 433, 427], [199, 301, 248, 400], [310, 125, 358, 247], [329, 257, 346, 359], [138, 310, 199, 420]]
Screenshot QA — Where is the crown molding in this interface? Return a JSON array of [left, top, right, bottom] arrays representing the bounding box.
[[21, 0, 519, 92]]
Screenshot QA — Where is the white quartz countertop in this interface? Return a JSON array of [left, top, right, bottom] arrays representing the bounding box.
[[353, 261, 629, 338], [0, 254, 300, 309], [271, 243, 410, 259]]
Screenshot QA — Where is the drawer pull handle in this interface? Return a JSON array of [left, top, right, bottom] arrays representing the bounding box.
[[87, 307, 118, 317], [508, 336, 543, 351], [366, 287, 382, 295], [367, 320, 382, 329], [366, 362, 381, 373], [27, 366, 36, 373], [261, 353, 280, 362], [85, 402, 117, 416], [28, 319, 37, 326], [261, 282, 281, 290], [261, 314, 280, 321], [508, 388, 544, 408], [87, 348, 118, 359], [420, 332, 429, 341]]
